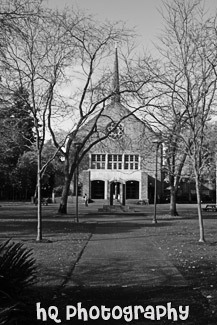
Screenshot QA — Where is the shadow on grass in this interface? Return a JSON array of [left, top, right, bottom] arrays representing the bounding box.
[[91, 221, 173, 235], [0, 219, 173, 239]]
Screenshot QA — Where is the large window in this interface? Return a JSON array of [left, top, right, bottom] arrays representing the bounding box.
[[108, 154, 123, 170], [124, 155, 139, 170], [91, 154, 139, 170], [91, 154, 105, 169]]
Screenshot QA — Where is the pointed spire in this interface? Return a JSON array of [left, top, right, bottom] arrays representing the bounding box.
[[111, 44, 120, 103]]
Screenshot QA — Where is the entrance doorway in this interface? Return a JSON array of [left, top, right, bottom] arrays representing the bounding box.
[[110, 181, 126, 206], [111, 182, 120, 200], [91, 180, 105, 199]]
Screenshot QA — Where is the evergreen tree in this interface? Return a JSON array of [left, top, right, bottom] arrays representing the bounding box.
[[0, 86, 35, 199]]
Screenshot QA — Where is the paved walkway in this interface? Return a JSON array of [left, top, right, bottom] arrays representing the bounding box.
[[67, 224, 186, 288], [60, 223, 208, 324]]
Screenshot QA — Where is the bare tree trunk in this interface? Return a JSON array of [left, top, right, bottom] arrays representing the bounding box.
[[168, 171, 179, 216], [169, 152, 187, 216], [33, 184, 37, 203], [36, 153, 42, 241], [58, 173, 71, 214], [170, 186, 178, 216], [195, 173, 205, 243]]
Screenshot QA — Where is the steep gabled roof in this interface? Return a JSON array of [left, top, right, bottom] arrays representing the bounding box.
[[76, 48, 154, 142]]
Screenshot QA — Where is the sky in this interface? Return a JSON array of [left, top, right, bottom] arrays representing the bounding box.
[[44, 0, 217, 132], [46, 0, 217, 55]]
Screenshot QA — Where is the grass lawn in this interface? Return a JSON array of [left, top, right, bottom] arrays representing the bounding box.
[[150, 212, 217, 321], [0, 203, 92, 290], [0, 202, 217, 323]]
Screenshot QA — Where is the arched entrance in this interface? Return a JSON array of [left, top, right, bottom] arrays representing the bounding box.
[[126, 181, 139, 199], [91, 180, 105, 199], [109, 181, 126, 206]]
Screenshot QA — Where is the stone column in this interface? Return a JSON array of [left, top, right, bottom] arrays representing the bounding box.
[[120, 183, 123, 204], [141, 171, 148, 200], [104, 180, 108, 200]]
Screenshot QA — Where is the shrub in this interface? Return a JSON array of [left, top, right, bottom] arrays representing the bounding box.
[[0, 240, 37, 324]]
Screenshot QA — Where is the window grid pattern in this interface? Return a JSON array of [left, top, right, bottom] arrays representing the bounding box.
[[124, 154, 139, 170], [91, 154, 139, 170], [91, 154, 106, 169], [108, 154, 123, 170]]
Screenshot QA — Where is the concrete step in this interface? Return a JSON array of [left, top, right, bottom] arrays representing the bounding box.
[[98, 205, 130, 213]]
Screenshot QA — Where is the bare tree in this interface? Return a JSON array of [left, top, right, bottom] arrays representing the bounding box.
[[0, 0, 83, 240], [135, 62, 190, 216], [119, 40, 191, 216], [154, 0, 217, 241], [43, 8, 165, 215], [0, 0, 43, 60]]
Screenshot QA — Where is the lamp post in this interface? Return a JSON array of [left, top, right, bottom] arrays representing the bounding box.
[[152, 139, 162, 224], [74, 142, 82, 223]]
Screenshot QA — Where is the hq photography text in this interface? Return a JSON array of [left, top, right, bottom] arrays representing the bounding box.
[[36, 302, 189, 323]]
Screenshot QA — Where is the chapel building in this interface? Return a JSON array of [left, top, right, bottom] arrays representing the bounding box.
[[79, 49, 163, 205]]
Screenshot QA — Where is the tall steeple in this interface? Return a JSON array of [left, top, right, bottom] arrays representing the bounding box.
[[111, 45, 120, 103]]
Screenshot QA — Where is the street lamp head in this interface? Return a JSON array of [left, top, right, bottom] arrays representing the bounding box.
[[73, 142, 82, 150], [152, 139, 162, 150]]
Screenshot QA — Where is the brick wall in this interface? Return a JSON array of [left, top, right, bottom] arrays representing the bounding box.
[[82, 170, 90, 197], [141, 172, 148, 200]]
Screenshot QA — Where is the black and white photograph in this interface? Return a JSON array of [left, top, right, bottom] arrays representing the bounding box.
[[1, 0, 217, 324]]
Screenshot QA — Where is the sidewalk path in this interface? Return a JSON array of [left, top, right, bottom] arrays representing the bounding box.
[[59, 223, 208, 324], [67, 225, 186, 288]]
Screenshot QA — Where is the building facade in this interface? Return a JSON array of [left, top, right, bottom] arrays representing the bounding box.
[[78, 49, 163, 204]]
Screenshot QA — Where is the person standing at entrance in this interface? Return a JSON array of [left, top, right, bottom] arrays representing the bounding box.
[[83, 193, 88, 206]]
